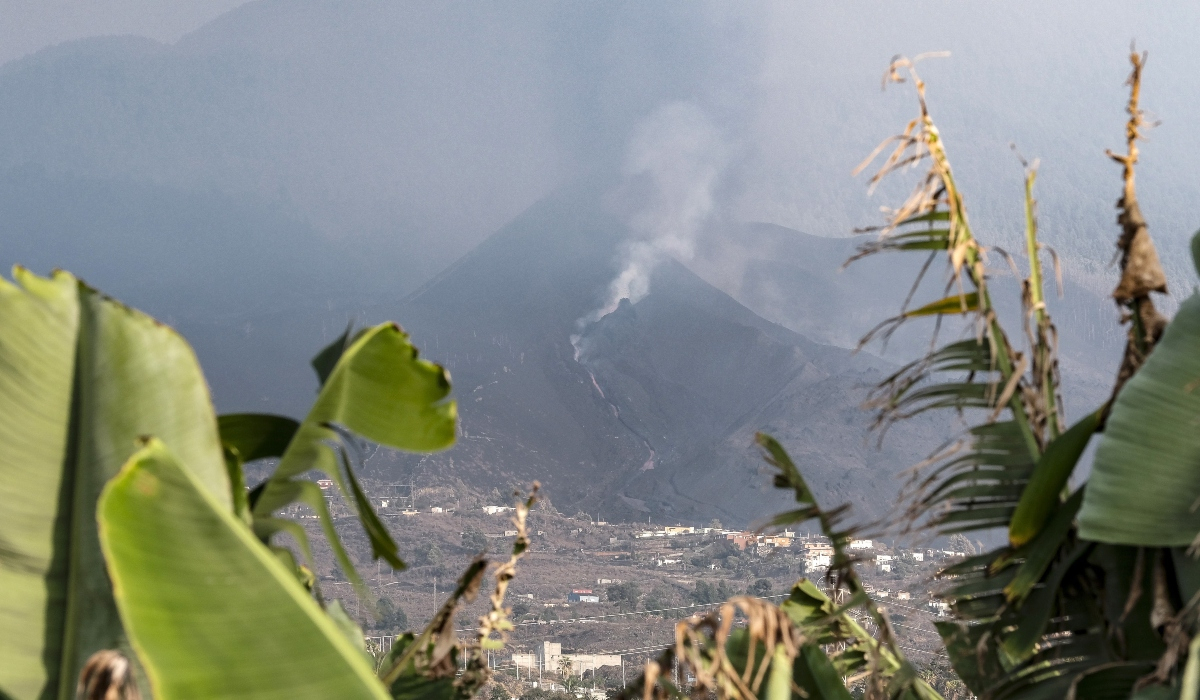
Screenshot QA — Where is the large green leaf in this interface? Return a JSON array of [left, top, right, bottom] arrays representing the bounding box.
[[0, 269, 80, 700], [98, 438, 390, 700], [1079, 236, 1200, 545], [248, 324, 455, 597], [1008, 410, 1100, 547], [254, 323, 455, 516], [0, 269, 228, 700]]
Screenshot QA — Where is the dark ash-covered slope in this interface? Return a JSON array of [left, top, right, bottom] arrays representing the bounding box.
[[373, 184, 934, 526]]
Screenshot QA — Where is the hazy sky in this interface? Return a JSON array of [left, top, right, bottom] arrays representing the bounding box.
[[0, 0, 249, 65], [0, 1, 1197, 322]]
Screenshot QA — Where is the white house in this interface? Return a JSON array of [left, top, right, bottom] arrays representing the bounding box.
[[849, 539, 874, 550], [513, 642, 621, 677]]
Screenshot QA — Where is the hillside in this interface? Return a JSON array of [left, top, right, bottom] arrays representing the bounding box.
[[185, 174, 1127, 526], [351, 183, 939, 526]]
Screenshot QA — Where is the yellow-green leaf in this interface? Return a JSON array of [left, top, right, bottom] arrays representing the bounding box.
[[98, 439, 390, 700], [904, 292, 980, 318], [0, 269, 228, 700]]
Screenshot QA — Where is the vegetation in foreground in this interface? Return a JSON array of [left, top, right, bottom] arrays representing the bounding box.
[[1, 49, 1199, 700]]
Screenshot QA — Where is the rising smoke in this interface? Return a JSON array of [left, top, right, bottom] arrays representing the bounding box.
[[571, 101, 729, 361]]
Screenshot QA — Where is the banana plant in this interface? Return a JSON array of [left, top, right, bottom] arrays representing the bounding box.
[[220, 321, 457, 601], [0, 271, 231, 699], [622, 434, 943, 700], [846, 51, 1200, 699], [0, 268, 469, 699], [620, 49, 1200, 700]]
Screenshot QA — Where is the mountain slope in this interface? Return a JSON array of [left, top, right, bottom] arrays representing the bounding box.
[[353, 183, 934, 525]]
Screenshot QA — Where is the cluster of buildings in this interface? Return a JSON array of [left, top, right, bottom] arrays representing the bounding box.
[[511, 642, 621, 678], [795, 536, 978, 577], [634, 525, 712, 538], [625, 525, 967, 576]]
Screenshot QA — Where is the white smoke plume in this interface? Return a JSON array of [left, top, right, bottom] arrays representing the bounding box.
[[572, 101, 729, 360]]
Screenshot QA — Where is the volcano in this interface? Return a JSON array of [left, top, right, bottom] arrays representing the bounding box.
[[339, 180, 938, 526]]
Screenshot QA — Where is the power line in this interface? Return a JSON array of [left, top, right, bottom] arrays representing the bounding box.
[[452, 593, 792, 633], [890, 620, 940, 636]]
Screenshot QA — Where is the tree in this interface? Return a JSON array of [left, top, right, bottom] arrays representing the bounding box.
[[643, 585, 676, 613], [510, 600, 531, 619], [690, 580, 716, 605], [946, 533, 975, 556], [414, 542, 444, 567], [606, 581, 640, 612], [462, 526, 489, 553], [747, 578, 772, 598], [490, 684, 511, 700], [690, 579, 734, 606], [374, 598, 407, 632]]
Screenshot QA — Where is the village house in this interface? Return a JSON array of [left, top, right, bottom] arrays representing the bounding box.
[[511, 642, 621, 677], [567, 589, 600, 603]]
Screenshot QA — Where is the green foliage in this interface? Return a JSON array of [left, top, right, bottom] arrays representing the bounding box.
[[462, 526, 489, 553], [98, 438, 389, 699], [375, 598, 409, 632], [0, 264, 500, 699], [643, 585, 677, 612], [227, 322, 457, 602], [606, 581, 640, 612], [0, 270, 230, 699], [520, 687, 575, 700], [747, 578, 773, 597], [509, 600, 531, 619], [690, 579, 734, 605], [414, 542, 445, 568], [1078, 283, 1200, 545]]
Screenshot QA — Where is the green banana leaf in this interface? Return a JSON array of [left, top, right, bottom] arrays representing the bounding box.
[[246, 323, 456, 596], [1079, 234, 1200, 545], [1008, 410, 1100, 547], [0, 269, 228, 700], [98, 438, 390, 700], [258, 322, 455, 502]]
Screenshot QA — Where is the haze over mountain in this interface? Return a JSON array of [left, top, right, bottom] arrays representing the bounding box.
[[2, 0, 1200, 313], [0, 1, 1188, 522]]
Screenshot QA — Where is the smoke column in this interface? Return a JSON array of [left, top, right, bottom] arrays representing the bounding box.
[[571, 101, 728, 360], [569, 101, 728, 474]]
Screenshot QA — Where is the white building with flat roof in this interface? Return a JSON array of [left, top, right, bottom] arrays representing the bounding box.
[[511, 642, 621, 677]]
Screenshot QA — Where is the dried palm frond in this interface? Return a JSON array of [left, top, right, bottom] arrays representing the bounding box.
[[456, 483, 539, 696], [850, 55, 1056, 538], [1105, 48, 1168, 401], [76, 650, 140, 700]]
